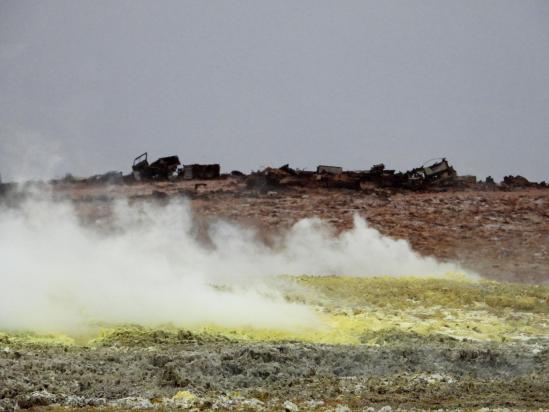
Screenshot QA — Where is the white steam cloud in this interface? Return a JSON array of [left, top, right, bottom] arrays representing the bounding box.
[[0, 193, 469, 333], [0, 126, 65, 182]]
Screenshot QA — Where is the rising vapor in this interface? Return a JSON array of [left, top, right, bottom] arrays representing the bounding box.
[[0, 191, 470, 333]]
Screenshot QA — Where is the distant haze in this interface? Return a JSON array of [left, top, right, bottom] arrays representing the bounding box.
[[1, 1, 548, 182]]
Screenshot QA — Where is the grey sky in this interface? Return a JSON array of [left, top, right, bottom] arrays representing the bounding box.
[[1, 0, 548, 182]]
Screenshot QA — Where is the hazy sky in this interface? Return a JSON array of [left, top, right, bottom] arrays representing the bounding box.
[[1, 0, 548, 182]]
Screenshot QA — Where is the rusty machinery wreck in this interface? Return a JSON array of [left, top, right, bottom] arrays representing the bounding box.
[[10, 153, 542, 192]]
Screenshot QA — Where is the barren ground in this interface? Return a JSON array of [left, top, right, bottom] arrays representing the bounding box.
[[1, 181, 548, 411], [55, 178, 549, 284]]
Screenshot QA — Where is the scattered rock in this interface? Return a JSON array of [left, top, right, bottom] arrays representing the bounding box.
[[241, 398, 265, 410], [65, 395, 87, 407], [284, 400, 299, 411], [0, 399, 17, 412], [16, 390, 58, 409], [108, 396, 153, 409], [304, 399, 325, 409]]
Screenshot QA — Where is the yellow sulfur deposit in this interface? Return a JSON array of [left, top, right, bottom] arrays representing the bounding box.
[[1, 332, 77, 346], [172, 390, 197, 401], [3, 276, 547, 346], [192, 276, 548, 344]]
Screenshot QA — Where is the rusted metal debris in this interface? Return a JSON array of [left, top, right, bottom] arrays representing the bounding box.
[[245, 167, 287, 192], [132, 152, 181, 181], [130, 153, 221, 181], [180, 164, 220, 180], [27, 152, 544, 191], [317, 165, 343, 175], [245, 159, 465, 192], [501, 175, 547, 188], [279, 164, 297, 175], [502, 175, 531, 187], [369, 164, 387, 175], [411, 158, 457, 183]]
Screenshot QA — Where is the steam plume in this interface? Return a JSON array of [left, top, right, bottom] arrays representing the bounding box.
[[0, 192, 469, 333]]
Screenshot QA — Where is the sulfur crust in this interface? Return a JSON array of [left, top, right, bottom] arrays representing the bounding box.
[[2, 276, 547, 346]]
